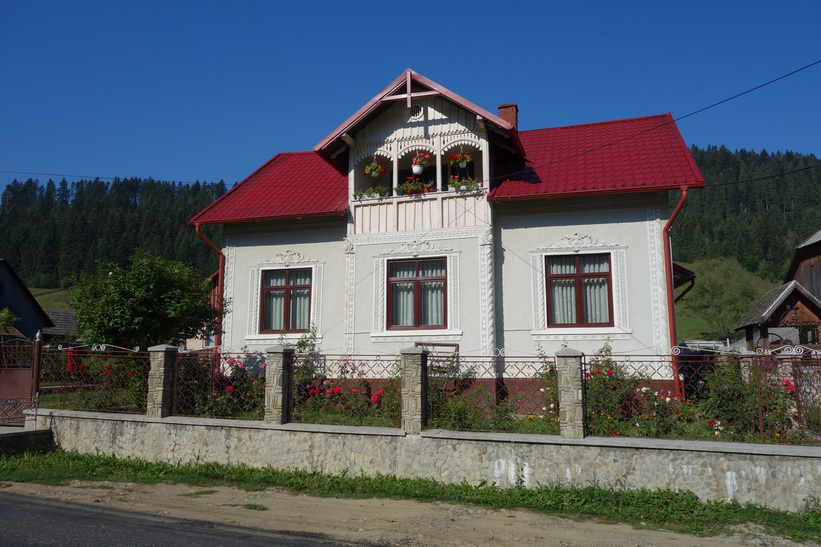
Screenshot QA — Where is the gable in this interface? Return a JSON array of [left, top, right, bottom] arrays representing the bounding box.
[[0, 259, 54, 338]]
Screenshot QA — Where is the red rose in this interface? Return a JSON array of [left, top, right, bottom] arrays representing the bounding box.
[[226, 385, 234, 393], [606, 369, 614, 377]]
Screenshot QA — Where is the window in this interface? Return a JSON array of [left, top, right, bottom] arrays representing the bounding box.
[[546, 254, 612, 327], [388, 258, 447, 329], [260, 269, 312, 333]]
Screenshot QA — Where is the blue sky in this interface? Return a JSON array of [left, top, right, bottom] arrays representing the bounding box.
[[1, 1, 820, 188]]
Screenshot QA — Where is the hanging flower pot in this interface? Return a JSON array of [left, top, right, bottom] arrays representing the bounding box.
[[364, 159, 386, 178], [449, 152, 473, 168], [411, 152, 430, 175]]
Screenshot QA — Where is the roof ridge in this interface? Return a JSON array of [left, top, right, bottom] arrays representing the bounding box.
[[518, 113, 671, 135]]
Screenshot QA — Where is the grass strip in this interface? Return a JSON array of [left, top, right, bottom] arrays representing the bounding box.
[[0, 450, 819, 541]]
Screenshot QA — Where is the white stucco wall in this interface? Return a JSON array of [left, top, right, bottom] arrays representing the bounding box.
[[493, 192, 672, 357], [222, 221, 348, 353]]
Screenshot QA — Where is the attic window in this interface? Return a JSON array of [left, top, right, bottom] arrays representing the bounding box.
[[409, 104, 423, 121]]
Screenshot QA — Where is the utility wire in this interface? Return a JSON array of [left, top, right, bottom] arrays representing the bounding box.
[[1, 59, 819, 190]]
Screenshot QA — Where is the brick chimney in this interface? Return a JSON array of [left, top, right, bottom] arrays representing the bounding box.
[[498, 103, 519, 129]]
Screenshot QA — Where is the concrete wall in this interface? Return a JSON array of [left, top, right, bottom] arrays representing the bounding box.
[[28, 409, 821, 513]]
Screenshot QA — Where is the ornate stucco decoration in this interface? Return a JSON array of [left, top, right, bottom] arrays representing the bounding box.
[[538, 233, 615, 253], [258, 250, 312, 266], [344, 238, 355, 254], [379, 239, 454, 257]]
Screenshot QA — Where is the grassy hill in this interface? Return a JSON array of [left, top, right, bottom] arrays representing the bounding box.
[[29, 288, 70, 310]]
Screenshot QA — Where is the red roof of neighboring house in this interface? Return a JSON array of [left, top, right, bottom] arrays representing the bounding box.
[[188, 152, 348, 225], [488, 114, 704, 201]]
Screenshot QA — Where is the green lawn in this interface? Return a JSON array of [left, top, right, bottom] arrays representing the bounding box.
[[29, 288, 70, 310]]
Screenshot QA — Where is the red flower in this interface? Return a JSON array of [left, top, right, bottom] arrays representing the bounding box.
[[105, 364, 112, 369], [66, 364, 73, 372], [102, 370, 110, 376], [102, 356, 108, 361], [127, 370, 135, 376], [584, 372, 591, 379], [376, 389, 384, 396], [707, 418, 717, 426], [78, 364, 85, 370], [606, 369, 614, 377], [309, 388, 321, 395], [226, 385, 234, 393], [332, 386, 342, 395], [371, 395, 380, 403]]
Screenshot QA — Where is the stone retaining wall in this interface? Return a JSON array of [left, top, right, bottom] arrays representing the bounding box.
[[29, 409, 821, 512]]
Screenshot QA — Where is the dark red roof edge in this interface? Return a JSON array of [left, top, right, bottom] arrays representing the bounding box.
[[488, 180, 705, 203]]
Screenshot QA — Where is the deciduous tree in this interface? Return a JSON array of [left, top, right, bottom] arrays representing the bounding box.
[[69, 250, 220, 349]]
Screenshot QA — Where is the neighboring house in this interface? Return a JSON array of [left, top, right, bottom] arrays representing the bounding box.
[[189, 69, 704, 358], [42, 309, 77, 344], [737, 229, 821, 350], [0, 259, 53, 339]]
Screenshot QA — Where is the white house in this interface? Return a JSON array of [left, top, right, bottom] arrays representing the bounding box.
[[189, 69, 704, 357]]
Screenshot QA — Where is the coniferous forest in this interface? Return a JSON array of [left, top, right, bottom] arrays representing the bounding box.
[[672, 146, 821, 281], [0, 177, 226, 288], [0, 145, 819, 291]]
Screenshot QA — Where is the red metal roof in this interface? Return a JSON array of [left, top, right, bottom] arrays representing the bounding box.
[[188, 152, 348, 225], [488, 113, 704, 201]]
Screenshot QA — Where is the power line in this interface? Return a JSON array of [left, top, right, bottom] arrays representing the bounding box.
[[2, 59, 819, 191]]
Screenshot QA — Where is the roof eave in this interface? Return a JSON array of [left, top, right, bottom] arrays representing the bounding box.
[[488, 180, 705, 202], [188, 209, 349, 227]]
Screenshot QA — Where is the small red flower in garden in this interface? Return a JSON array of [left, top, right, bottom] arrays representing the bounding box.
[[371, 394, 380, 403], [78, 364, 85, 370], [309, 388, 321, 395], [707, 418, 717, 427], [332, 386, 342, 395], [594, 368, 601, 375], [102, 370, 110, 376], [782, 378, 796, 394], [66, 364, 73, 372], [127, 370, 135, 376], [376, 389, 384, 396], [606, 369, 614, 377], [102, 356, 108, 361], [105, 364, 112, 369], [584, 372, 591, 379], [226, 385, 234, 393]]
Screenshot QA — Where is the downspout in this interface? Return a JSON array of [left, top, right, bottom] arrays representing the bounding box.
[[195, 223, 224, 350], [664, 186, 689, 396]]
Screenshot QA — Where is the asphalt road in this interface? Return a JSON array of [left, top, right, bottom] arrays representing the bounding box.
[[0, 492, 353, 546]]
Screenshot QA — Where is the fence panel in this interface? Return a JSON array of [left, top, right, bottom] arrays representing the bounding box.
[[173, 351, 266, 420], [38, 347, 150, 414], [427, 354, 559, 434], [291, 354, 401, 427], [582, 351, 820, 444]]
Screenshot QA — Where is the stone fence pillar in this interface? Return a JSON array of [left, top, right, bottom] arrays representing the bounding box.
[[556, 348, 585, 439], [264, 345, 294, 425], [146, 345, 178, 418], [400, 347, 428, 434]]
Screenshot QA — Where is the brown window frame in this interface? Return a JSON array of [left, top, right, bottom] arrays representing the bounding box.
[[259, 268, 312, 334], [387, 258, 448, 330], [545, 254, 614, 328]]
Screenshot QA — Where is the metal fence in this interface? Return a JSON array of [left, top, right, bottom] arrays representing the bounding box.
[[172, 350, 267, 420], [582, 350, 821, 444], [291, 354, 401, 427], [426, 354, 559, 434], [38, 346, 150, 414]]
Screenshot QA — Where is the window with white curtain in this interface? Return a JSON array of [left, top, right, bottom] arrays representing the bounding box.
[[545, 254, 612, 327], [260, 268, 312, 333], [388, 258, 446, 329]]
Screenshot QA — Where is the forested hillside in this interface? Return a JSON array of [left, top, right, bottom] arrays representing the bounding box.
[[672, 146, 821, 281], [1, 145, 818, 290], [0, 177, 225, 287]]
